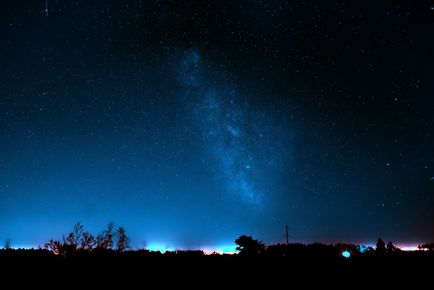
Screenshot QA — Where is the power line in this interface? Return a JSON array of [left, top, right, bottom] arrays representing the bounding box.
[[284, 224, 291, 245], [45, 0, 49, 17]]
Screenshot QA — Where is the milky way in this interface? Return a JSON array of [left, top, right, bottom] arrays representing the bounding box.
[[177, 49, 290, 206]]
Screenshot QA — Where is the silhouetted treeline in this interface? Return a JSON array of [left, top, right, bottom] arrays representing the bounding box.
[[43, 222, 130, 257], [419, 243, 434, 251], [0, 248, 54, 258], [2, 227, 434, 260]]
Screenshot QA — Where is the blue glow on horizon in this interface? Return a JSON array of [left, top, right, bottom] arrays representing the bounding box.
[[146, 243, 239, 254], [146, 244, 174, 253], [217, 245, 238, 253]]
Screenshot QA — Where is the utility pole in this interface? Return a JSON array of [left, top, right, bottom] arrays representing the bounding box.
[[285, 224, 290, 245]]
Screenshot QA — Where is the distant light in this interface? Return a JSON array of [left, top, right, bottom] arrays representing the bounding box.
[[201, 245, 238, 255], [217, 245, 238, 254], [342, 250, 351, 258], [400, 246, 419, 251], [147, 244, 173, 253], [10, 245, 35, 250], [146, 244, 238, 255], [358, 244, 368, 253]]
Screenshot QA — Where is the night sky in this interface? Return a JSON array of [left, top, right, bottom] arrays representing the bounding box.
[[1, 0, 434, 250]]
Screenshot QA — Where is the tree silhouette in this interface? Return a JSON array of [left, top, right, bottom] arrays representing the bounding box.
[[44, 239, 65, 255], [376, 238, 386, 255], [60, 222, 97, 253], [235, 235, 265, 255], [418, 243, 434, 251], [64, 222, 85, 251], [44, 223, 89, 255], [386, 241, 399, 254], [96, 222, 115, 250], [115, 227, 129, 252], [4, 239, 11, 249], [80, 231, 96, 251]]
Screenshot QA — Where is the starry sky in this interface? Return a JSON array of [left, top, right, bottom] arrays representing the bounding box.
[[1, 0, 434, 249]]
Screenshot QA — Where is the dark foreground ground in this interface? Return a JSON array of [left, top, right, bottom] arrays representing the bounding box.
[[1, 250, 434, 286]]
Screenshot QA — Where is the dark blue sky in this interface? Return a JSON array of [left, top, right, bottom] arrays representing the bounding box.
[[1, 0, 433, 249]]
